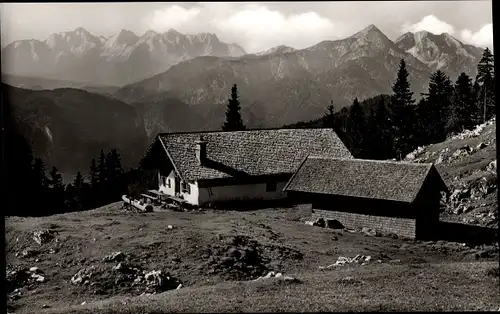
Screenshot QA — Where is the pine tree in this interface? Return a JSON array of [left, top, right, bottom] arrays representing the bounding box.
[[388, 59, 415, 159], [48, 166, 66, 214], [345, 98, 365, 156], [420, 70, 454, 143], [105, 149, 125, 202], [475, 48, 495, 122], [222, 84, 246, 131], [98, 149, 107, 185], [32, 158, 49, 215], [88, 158, 99, 208], [65, 183, 77, 211], [73, 171, 85, 210], [447, 73, 475, 134], [89, 158, 98, 188], [324, 100, 336, 128], [365, 95, 393, 159]]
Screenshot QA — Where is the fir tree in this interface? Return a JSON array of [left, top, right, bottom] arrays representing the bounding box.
[[420, 70, 454, 143], [89, 158, 98, 188], [88, 158, 99, 208], [49, 166, 66, 214], [388, 59, 415, 159], [365, 95, 393, 159], [222, 84, 246, 131], [446, 73, 475, 134], [98, 149, 107, 184], [65, 183, 77, 211], [475, 48, 495, 122], [324, 100, 336, 128], [32, 158, 49, 215], [32, 158, 48, 190], [345, 98, 365, 156], [105, 149, 125, 202], [73, 171, 85, 210]]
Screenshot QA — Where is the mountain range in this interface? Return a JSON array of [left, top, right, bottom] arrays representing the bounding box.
[[2, 24, 486, 176], [2, 27, 246, 86], [112, 25, 484, 135]]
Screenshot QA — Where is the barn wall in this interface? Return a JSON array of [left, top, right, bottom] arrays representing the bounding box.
[[413, 175, 443, 240], [181, 182, 199, 205], [198, 181, 288, 205], [312, 209, 417, 238], [309, 194, 417, 239], [158, 170, 177, 196]]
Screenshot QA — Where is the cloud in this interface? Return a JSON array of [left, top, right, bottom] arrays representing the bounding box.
[[402, 15, 455, 35], [211, 5, 336, 52], [144, 3, 338, 53], [147, 5, 201, 32], [460, 23, 493, 47]]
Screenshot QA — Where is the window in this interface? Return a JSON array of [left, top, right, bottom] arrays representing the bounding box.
[[162, 177, 167, 186], [182, 182, 191, 194], [266, 181, 277, 192], [167, 178, 171, 188]]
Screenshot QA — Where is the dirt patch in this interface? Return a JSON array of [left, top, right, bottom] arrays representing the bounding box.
[[200, 234, 303, 281]]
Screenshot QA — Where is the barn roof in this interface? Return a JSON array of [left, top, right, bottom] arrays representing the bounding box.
[[283, 156, 448, 203], [153, 128, 352, 181]]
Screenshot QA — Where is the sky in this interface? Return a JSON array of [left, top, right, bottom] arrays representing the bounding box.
[[0, 1, 493, 53]]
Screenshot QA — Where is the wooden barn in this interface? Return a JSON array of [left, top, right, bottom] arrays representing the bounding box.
[[283, 156, 449, 239], [139, 129, 352, 207]]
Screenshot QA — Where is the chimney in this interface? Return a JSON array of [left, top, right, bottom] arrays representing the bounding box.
[[195, 136, 207, 165]]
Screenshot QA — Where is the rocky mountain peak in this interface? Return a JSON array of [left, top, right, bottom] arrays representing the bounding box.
[[166, 29, 182, 36], [142, 30, 159, 38], [110, 29, 139, 46]]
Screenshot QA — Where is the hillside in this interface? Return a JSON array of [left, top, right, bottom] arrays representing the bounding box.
[[5, 204, 499, 313], [404, 118, 497, 228], [2, 84, 148, 178], [1, 74, 120, 97], [113, 25, 483, 132], [1, 28, 246, 86]]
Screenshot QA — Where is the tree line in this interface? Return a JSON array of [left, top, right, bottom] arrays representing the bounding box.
[[5, 144, 129, 216], [287, 47, 495, 160], [221, 49, 494, 161]]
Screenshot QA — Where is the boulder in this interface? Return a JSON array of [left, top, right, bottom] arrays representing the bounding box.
[[476, 142, 488, 150], [361, 227, 377, 237], [487, 160, 497, 172], [103, 252, 127, 263], [312, 218, 326, 228], [33, 230, 55, 246]]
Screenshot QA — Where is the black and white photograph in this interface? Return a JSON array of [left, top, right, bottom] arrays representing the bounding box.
[[2, 1, 498, 312]]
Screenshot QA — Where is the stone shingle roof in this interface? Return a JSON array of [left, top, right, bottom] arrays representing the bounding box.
[[284, 156, 448, 203], [157, 128, 352, 181]]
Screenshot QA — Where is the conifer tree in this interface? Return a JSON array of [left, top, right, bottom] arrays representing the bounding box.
[[222, 84, 246, 131], [365, 95, 393, 159], [73, 171, 85, 210], [105, 149, 125, 202], [420, 70, 454, 143], [32, 158, 49, 215], [345, 98, 365, 156], [98, 149, 107, 184], [49, 166, 66, 214], [475, 48, 495, 122], [324, 100, 336, 128], [89, 158, 98, 188], [446, 72, 475, 134], [388, 59, 415, 159], [32, 158, 48, 189]]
